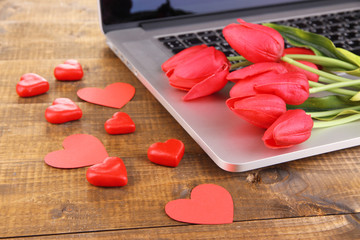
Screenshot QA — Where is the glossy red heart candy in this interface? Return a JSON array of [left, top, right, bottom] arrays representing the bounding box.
[[165, 184, 234, 224], [45, 98, 82, 124], [54, 59, 83, 81], [104, 112, 136, 134], [77, 82, 135, 109], [16, 73, 49, 97], [44, 134, 108, 168], [86, 157, 128, 187], [147, 139, 185, 167]]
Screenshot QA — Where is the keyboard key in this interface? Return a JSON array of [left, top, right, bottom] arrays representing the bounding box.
[[183, 38, 203, 46], [178, 33, 197, 39], [197, 30, 216, 36], [158, 36, 177, 42], [202, 35, 222, 43], [163, 40, 185, 49]]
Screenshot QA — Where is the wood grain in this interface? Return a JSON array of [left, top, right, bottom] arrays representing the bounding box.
[[1, 0, 360, 238]]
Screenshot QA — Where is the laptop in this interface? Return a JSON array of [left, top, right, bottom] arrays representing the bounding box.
[[98, 0, 360, 172]]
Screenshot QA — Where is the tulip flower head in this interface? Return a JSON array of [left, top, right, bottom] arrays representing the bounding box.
[[223, 19, 284, 63], [228, 62, 288, 98], [161, 45, 230, 101], [262, 109, 313, 149], [226, 94, 287, 129], [253, 72, 310, 105]]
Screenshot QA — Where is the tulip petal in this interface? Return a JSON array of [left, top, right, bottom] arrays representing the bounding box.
[[262, 109, 313, 149], [161, 45, 207, 72], [227, 62, 288, 82], [183, 65, 229, 101], [226, 94, 287, 128]]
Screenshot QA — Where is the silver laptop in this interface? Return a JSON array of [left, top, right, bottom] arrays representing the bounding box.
[[98, 0, 360, 172]]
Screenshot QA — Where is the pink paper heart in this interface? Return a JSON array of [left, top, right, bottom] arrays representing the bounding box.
[[44, 134, 108, 168], [165, 184, 233, 225], [77, 82, 135, 108]]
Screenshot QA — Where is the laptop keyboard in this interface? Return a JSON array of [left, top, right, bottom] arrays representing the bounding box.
[[158, 9, 360, 56]]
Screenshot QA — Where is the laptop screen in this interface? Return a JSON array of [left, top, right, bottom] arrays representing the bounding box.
[[100, 0, 310, 31]]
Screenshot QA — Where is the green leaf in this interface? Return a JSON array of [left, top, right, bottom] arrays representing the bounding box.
[[336, 48, 360, 76], [263, 23, 360, 72], [313, 109, 360, 121], [287, 95, 360, 112]]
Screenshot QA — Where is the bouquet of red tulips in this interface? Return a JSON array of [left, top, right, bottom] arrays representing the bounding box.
[[162, 19, 360, 149]]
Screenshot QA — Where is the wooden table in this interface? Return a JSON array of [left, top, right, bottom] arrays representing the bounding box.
[[1, 1, 360, 239]]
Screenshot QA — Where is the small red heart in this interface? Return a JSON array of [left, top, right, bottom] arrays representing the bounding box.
[[147, 139, 184, 167], [86, 157, 128, 187], [104, 112, 136, 134], [54, 59, 83, 81], [45, 98, 82, 124], [44, 134, 108, 169], [77, 82, 135, 109], [165, 184, 234, 225], [16, 73, 49, 97]]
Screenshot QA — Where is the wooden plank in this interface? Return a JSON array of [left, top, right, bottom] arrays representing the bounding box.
[[7, 214, 360, 239], [0, 0, 98, 23]]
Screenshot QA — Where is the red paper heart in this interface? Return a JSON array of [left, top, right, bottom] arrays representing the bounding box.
[[16, 73, 49, 97], [147, 139, 185, 167], [104, 112, 136, 134], [86, 157, 128, 187], [44, 134, 108, 168], [165, 184, 234, 225], [54, 59, 83, 81], [77, 82, 135, 109], [45, 98, 82, 124]]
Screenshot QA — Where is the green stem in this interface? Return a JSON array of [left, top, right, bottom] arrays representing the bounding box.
[[318, 76, 336, 84], [281, 55, 354, 83], [309, 81, 357, 96], [307, 106, 360, 118], [313, 113, 360, 128], [285, 54, 357, 70], [309, 79, 360, 94], [227, 56, 246, 62], [230, 61, 251, 70]]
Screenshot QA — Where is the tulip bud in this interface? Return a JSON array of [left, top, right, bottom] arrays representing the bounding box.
[[262, 109, 313, 149], [254, 72, 310, 105], [161, 45, 230, 101], [226, 94, 287, 129], [223, 19, 284, 63]]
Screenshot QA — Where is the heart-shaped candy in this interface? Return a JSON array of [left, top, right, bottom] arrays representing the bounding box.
[[54, 59, 83, 81], [16, 73, 49, 97], [165, 184, 234, 225], [104, 112, 136, 134], [44, 134, 108, 168], [45, 98, 82, 124], [147, 139, 184, 167], [86, 157, 128, 187], [77, 82, 135, 109]]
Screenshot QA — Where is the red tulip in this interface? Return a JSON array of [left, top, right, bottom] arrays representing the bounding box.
[[262, 109, 313, 149], [283, 47, 315, 56], [228, 63, 309, 105], [228, 62, 288, 98], [223, 19, 284, 63], [161, 45, 230, 101], [283, 47, 319, 82], [253, 72, 309, 105], [226, 94, 287, 129]]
